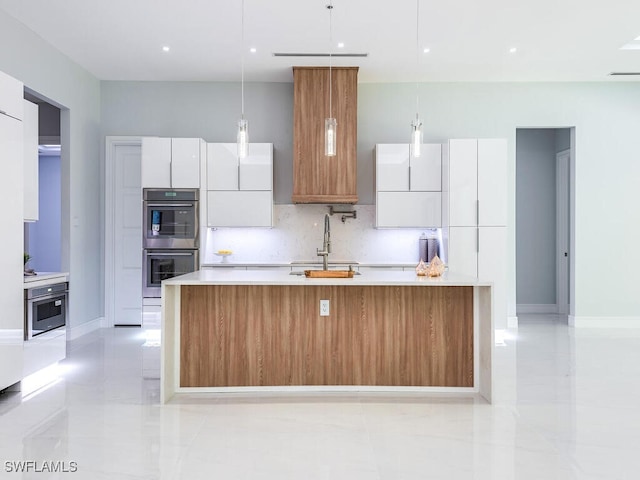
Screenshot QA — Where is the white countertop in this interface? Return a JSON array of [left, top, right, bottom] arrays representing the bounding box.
[[163, 269, 490, 287], [23, 272, 69, 289]]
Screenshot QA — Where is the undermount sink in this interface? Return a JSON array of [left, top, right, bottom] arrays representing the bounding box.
[[289, 269, 361, 276]]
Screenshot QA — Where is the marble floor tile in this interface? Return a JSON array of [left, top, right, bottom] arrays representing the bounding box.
[[1, 314, 639, 479]]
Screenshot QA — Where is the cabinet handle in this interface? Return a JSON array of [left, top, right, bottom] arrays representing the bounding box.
[[237, 164, 240, 190], [476, 200, 480, 226], [476, 228, 480, 253], [408, 165, 411, 191]]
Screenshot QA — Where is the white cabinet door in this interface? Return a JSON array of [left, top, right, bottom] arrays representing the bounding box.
[[0, 112, 24, 390], [447, 226, 477, 277], [141, 137, 171, 188], [478, 226, 507, 329], [207, 143, 238, 190], [0, 70, 23, 120], [376, 144, 410, 191], [449, 139, 478, 227], [411, 143, 442, 191], [239, 143, 272, 191], [478, 138, 507, 226], [171, 138, 200, 188], [377, 192, 441, 228], [208, 190, 272, 227], [23, 100, 39, 221]]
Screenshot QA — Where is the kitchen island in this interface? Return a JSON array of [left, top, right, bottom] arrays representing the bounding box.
[[161, 269, 494, 403]]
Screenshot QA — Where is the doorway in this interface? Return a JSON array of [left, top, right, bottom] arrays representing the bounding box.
[[23, 93, 62, 273], [515, 128, 574, 322]]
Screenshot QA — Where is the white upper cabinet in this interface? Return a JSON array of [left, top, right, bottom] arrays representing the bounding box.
[[207, 143, 272, 191], [376, 143, 441, 192], [377, 192, 441, 228], [141, 137, 171, 188], [375, 143, 442, 228], [410, 144, 442, 191], [0, 70, 23, 120], [206, 143, 273, 227], [141, 137, 201, 188], [171, 138, 201, 188], [239, 143, 273, 191], [207, 143, 238, 190], [448, 138, 506, 227], [207, 191, 272, 227], [376, 144, 410, 191], [23, 100, 39, 222], [477, 138, 507, 226]]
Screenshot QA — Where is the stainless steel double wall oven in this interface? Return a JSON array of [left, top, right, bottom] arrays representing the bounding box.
[[143, 188, 199, 297]]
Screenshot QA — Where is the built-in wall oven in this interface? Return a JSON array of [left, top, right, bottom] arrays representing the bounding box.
[[143, 249, 199, 297], [25, 282, 68, 340], [143, 188, 200, 298], [143, 188, 199, 249]]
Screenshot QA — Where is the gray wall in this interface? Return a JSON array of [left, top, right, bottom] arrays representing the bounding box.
[[28, 155, 62, 273], [516, 129, 557, 306], [102, 81, 640, 322], [0, 9, 102, 332], [101, 81, 295, 204]]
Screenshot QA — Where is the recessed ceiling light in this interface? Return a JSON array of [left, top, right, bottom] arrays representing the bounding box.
[[423, 48, 430, 53], [635, 35, 640, 41], [337, 42, 345, 49], [509, 47, 517, 53], [162, 46, 170, 52], [250, 47, 257, 53], [620, 43, 640, 50]]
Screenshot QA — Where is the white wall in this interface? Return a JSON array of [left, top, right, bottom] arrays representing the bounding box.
[[102, 80, 640, 324], [515, 129, 557, 306], [0, 10, 102, 333]]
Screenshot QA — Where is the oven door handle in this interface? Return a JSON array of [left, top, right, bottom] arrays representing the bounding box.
[[146, 252, 194, 256], [145, 203, 194, 207]]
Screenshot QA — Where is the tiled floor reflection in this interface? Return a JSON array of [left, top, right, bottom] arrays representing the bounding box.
[[1, 315, 640, 479]]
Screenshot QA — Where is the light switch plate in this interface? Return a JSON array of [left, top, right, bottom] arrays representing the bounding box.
[[320, 299, 330, 316]]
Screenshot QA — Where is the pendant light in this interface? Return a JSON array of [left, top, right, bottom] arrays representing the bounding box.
[[237, 0, 249, 159], [410, 0, 423, 158], [324, 1, 337, 157]]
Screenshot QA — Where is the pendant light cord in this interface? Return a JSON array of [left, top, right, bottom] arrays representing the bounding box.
[[241, 0, 245, 119], [328, 1, 333, 119], [415, 0, 419, 120]]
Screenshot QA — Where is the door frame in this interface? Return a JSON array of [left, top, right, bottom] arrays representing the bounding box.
[[556, 149, 570, 316], [105, 136, 142, 327]]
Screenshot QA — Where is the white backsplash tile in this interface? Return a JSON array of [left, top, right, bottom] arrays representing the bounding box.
[[203, 205, 441, 265]]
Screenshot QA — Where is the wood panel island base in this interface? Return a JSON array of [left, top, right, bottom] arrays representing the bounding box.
[[161, 270, 494, 403]]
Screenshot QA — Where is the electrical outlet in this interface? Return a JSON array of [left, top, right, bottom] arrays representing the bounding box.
[[320, 299, 330, 316]]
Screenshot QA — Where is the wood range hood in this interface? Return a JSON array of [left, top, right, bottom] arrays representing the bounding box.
[[292, 66, 358, 204]]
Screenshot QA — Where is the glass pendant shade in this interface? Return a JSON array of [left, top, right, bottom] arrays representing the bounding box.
[[237, 118, 249, 159], [325, 118, 337, 157], [410, 117, 423, 158]]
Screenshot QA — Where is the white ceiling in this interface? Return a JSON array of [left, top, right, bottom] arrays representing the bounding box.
[[1, 0, 640, 83]]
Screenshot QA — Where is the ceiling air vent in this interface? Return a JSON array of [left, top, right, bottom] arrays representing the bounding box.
[[273, 53, 368, 58], [609, 72, 640, 76]]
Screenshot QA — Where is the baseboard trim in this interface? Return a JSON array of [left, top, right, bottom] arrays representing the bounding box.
[[569, 315, 640, 328], [68, 317, 105, 341], [507, 316, 519, 329], [517, 304, 558, 315]]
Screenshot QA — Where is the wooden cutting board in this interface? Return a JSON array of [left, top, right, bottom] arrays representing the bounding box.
[[304, 270, 354, 278]]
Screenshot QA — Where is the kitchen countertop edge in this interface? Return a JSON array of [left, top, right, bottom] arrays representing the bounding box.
[[164, 269, 490, 287]]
